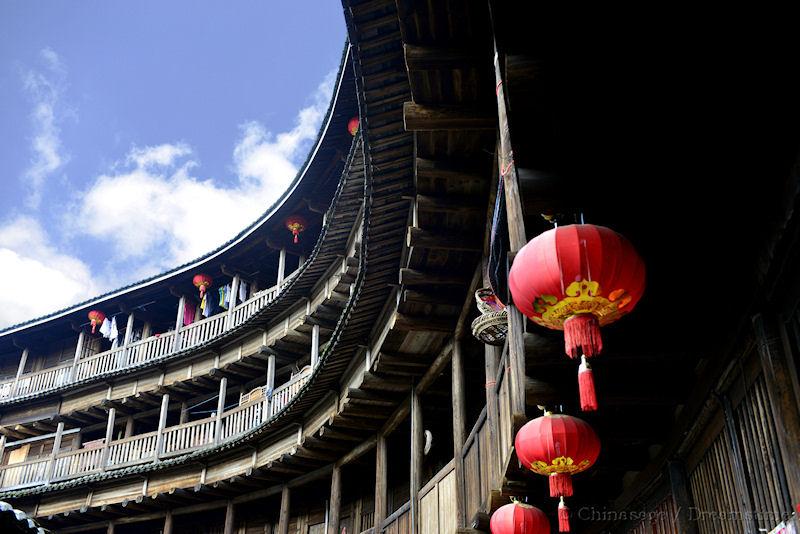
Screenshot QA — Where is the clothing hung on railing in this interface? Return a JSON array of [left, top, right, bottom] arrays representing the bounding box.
[[201, 291, 215, 318], [183, 301, 196, 326], [238, 281, 248, 304]]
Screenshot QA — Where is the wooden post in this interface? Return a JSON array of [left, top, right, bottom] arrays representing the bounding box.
[[101, 408, 116, 469], [311, 324, 320, 369], [753, 313, 800, 506], [374, 434, 388, 532], [277, 485, 291, 534], [107, 522, 115, 534], [163, 511, 173, 534], [668, 460, 698, 534], [0, 435, 5, 465], [226, 275, 240, 328], [154, 394, 170, 458], [124, 417, 135, 438], [298, 254, 306, 268], [214, 378, 228, 444], [266, 354, 276, 393], [223, 500, 235, 534], [327, 465, 342, 534], [46, 421, 65, 482], [410, 386, 423, 534], [484, 344, 501, 487], [118, 312, 135, 368], [12, 348, 29, 396], [451, 339, 467, 528], [179, 402, 189, 425], [172, 296, 186, 352], [142, 322, 152, 339], [70, 333, 85, 382], [277, 248, 287, 286], [352, 497, 363, 534]]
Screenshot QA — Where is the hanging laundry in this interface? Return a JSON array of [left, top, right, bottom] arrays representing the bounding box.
[[218, 286, 227, 310], [109, 316, 120, 348], [238, 280, 248, 304], [99, 318, 111, 338], [202, 292, 214, 317], [183, 300, 196, 326], [224, 284, 231, 308]]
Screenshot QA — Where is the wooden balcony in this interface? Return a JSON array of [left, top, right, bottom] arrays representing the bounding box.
[[0, 367, 313, 491]]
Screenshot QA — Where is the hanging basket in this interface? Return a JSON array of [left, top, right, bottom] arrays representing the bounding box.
[[471, 309, 508, 346]]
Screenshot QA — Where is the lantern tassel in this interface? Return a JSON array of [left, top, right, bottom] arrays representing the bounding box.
[[294, 234, 299, 244], [563, 313, 602, 358], [578, 355, 598, 412], [549, 472, 573, 497], [558, 497, 570, 532], [91, 324, 97, 334]]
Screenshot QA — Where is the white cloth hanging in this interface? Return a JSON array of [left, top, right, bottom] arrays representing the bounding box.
[[238, 281, 248, 304], [99, 318, 111, 338]]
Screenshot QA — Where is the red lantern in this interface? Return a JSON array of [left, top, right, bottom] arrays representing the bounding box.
[[347, 116, 359, 136], [490, 501, 550, 534], [285, 215, 307, 244], [515, 412, 600, 532], [508, 224, 645, 411], [193, 274, 212, 298], [87, 310, 106, 334]]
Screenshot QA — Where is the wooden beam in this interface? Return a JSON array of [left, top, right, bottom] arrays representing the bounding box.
[[277, 486, 290, 534], [406, 227, 481, 252], [668, 460, 698, 534], [451, 340, 467, 528], [413, 194, 484, 213], [416, 157, 484, 184], [403, 102, 495, 131], [374, 434, 388, 531], [336, 436, 377, 467], [410, 386, 423, 534], [328, 465, 342, 534], [392, 312, 456, 333], [403, 44, 484, 70], [223, 501, 235, 534]]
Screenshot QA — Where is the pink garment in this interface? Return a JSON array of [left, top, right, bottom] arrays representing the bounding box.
[[183, 301, 196, 326]]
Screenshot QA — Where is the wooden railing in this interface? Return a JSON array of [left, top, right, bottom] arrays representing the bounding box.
[[51, 447, 104, 479], [0, 369, 314, 489], [418, 460, 458, 534], [269, 367, 312, 417], [380, 501, 411, 533], [107, 431, 158, 468], [461, 408, 493, 521], [0, 458, 50, 489], [0, 274, 296, 401], [161, 418, 215, 456]]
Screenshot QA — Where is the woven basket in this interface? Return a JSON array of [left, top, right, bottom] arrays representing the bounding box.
[[475, 287, 505, 314], [471, 310, 508, 346]]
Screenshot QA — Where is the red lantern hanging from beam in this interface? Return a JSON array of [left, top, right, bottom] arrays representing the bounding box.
[[87, 310, 106, 334], [490, 501, 550, 534], [193, 273, 213, 298], [347, 117, 359, 136], [508, 223, 645, 411], [515, 412, 600, 532], [285, 215, 307, 244]]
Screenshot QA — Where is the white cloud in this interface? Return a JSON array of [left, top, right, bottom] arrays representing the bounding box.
[[21, 48, 70, 209], [0, 217, 101, 328], [71, 71, 336, 274]]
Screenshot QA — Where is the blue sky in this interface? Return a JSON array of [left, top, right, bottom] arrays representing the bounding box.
[[0, 1, 346, 327]]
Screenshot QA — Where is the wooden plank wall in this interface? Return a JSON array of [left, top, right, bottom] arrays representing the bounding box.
[[626, 493, 679, 534]]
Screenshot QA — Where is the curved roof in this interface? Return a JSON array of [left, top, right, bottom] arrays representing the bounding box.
[[0, 42, 354, 338]]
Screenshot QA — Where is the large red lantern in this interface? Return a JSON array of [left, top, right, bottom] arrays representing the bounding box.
[[285, 215, 307, 244], [508, 224, 645, 411], [347, 117, 359, 136], [87, 310, 106, 334], [193, 273, 212, 298], [490, 501, 550, 534], [515, 412, 600, 532]]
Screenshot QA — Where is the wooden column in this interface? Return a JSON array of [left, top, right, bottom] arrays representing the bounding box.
[[410, 386, 423, 534], [106, 522, 115, 534], [277, 485, 291, 534], [124, 417, 135, 438], [214, 378, 228, 444], [484, 344, 501, 486], [12, 348, 29, 395], [451, 339, 467, 528], [223, 500, 235, 534], [172, 296, 186, 352], [163, 511, 173, 534], [118, 312, 135, 367], [101, 408, 116, 469], [0, 435, 6, 465], [668, 460, 698, 534], [277, 248, 287, 285], [142, 321, 152, 339], [226, 275, 240, 328], [46, 421, 65, 481], [374, 434, 388, 532], [311, 324, 320, 369], [154, 394, 170, 458], [753, 313, 800, 506], [70, 333, 85, 382], [266, 354, 276, 393], [298, 254, 306, 268], [179, 402, 189, 425], [327, 465, 342, 534]]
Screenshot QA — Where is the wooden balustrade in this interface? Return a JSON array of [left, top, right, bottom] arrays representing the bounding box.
[[269, 367, 312, 417], [106, 431, 158, 468], [12, 363, 72, 397], [461, 408, 492, 521], [125, 331, 175, 367], [160, 417, 216, 456], [220, 400, 265, 441], [381, 501, 411, 533], [179, 313, 228, 351], [74, 346, 126, 382], [0, 457, 50, 489], [418, 460, 458, 534], [51, 447, 104, 480]]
